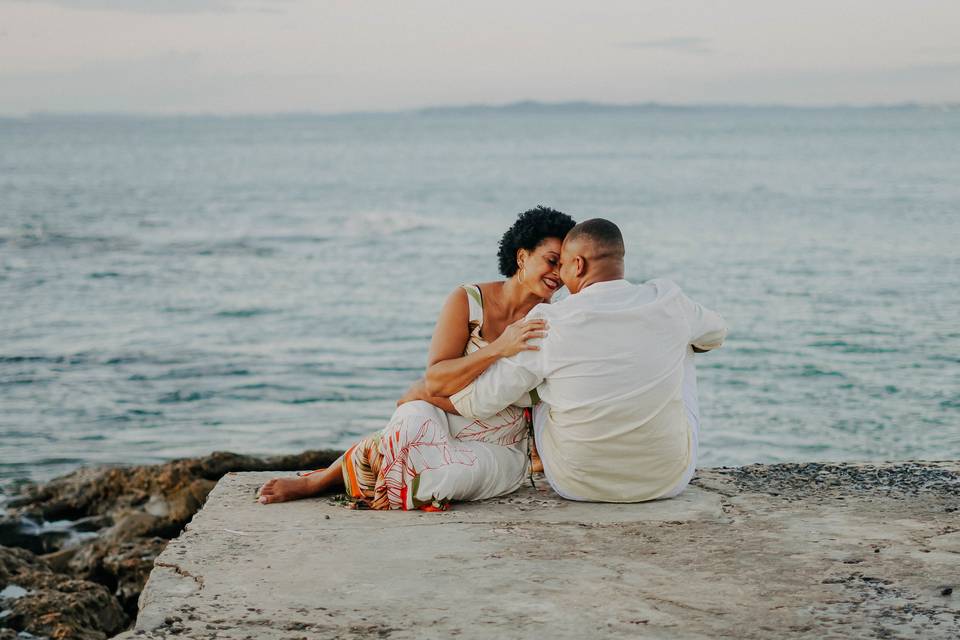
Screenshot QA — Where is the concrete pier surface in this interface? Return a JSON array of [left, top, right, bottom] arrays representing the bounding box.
[[119, 461, 959, 639]]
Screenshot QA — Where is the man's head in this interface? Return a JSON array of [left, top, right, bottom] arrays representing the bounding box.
[[559, 218, 625, 294]]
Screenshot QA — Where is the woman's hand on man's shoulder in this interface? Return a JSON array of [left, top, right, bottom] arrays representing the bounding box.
[[492, 318, 548, 358]]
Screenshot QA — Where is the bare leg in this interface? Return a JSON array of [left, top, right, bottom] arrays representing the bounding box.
[[258, 455, 346, 504]]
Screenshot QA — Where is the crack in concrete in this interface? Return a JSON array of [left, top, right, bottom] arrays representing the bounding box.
[[644, 594, 730, 616], [155, 561, 205, 589]]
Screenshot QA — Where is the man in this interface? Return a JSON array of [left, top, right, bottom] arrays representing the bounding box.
[[449, 218, 726, 502]]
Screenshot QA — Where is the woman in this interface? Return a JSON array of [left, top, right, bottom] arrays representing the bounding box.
[[258, 206, 575, 510]]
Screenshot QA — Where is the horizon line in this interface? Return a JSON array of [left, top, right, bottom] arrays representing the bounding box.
[[2, 99, 959, 120]]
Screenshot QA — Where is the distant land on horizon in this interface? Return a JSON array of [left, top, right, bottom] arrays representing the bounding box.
[[3, 100, 959, 121]]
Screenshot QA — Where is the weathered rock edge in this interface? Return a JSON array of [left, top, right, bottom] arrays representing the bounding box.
[[1, 450, 342, 639], [122, 461, 959, 640]]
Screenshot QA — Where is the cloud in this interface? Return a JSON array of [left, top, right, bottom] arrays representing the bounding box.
[[4, 0, 293, 14], [619, 37, 712, 55]]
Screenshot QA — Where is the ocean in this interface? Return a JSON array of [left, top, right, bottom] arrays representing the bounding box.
[[1, 104, 958, 489]]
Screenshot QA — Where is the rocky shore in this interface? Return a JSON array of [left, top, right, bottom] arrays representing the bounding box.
[[2, 458, 958, 639], [0, 450, 341, 640]]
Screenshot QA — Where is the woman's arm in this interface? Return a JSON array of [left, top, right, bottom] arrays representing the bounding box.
[[397, 378, 459, 414], [421, 287, 546, 397]]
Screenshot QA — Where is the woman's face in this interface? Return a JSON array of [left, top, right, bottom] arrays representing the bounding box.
[[519, 237, 563, 299]]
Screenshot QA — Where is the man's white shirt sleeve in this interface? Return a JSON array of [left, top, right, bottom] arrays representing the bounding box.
[[450, 348, 544, 420], [679, 291, 727, 351]]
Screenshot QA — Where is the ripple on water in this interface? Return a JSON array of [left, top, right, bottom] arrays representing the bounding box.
[[157, 390, 217, 403], [941, 397, 960, 410], [214, 308, 278, 318], [808, 340, 899, 354], [129, 366, 251, 381], [796, 365, 847, 378]]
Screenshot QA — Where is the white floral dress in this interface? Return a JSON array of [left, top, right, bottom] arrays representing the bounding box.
[[340, 284, 531, 510]]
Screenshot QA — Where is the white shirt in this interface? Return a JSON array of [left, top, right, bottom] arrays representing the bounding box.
[[451, 278, 727, 502]]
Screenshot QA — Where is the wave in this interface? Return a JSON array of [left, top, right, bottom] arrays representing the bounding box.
[[2, 229, 137, 252], [258, 234, 332, 245], [941, 398, 960, 410], [281, 391, 396, 404], [129, 366, 251, 382], [808, 340, 899, 354], [230, 383, 301, 392], [157, 390, 217, 404], [214, 308, 277, 319], [106, 409, 164, 422], [334, 211, 436, 237], [150, 239, 275, 258], [0, 352, 189, 369], [797, 365, 846, 378]]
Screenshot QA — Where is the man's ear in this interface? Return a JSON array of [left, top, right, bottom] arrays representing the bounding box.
[[575, 255, 586, 278]]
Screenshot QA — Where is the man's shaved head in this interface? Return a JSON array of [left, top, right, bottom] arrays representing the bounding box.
[[565, 218, 625, 260], [559, 218, 626, 294]]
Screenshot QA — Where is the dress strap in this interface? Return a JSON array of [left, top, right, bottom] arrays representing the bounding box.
[[461, 284, 484, 326]]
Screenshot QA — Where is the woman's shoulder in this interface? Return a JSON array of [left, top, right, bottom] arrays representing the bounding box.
[[472, 280, 503, 298], [440, 284, 491, 316]]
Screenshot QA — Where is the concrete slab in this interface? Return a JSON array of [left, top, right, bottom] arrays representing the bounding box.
[[121, 462, 960, 639]]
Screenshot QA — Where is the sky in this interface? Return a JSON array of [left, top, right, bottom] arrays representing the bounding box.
[[1, 0, 959, 115]]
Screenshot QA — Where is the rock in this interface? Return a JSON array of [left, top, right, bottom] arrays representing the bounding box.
[[39, 546, 80, 573], [68, 537, 168, 614], [0, 546, 126, 640], [0, 514, 77, 556], [0, 516, 29, 550], [102, 538, 169, 613], [8, 450, 343, 534], [4, 450, 343, 559], [2, 449, 343, 625], [106, 512, 166, 544], [709, 460, 960, 499]]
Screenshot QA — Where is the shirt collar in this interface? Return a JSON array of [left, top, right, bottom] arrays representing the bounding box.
[[573, 279, 631, 296]]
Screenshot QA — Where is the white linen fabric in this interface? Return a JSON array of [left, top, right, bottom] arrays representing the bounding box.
[[451, 278, 726, 502]]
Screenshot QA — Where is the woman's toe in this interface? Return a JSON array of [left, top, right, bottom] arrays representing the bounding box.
[[258, 481, 276, 497]]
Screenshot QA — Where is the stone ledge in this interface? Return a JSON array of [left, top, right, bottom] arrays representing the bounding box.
[[120, 462, 960, 639]]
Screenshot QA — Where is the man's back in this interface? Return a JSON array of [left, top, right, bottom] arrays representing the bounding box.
[[452, 277, 726, 502]]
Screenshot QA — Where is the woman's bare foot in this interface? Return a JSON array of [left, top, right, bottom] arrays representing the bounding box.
[[257, 476, 318, 504], [258, 461, 345, 504]]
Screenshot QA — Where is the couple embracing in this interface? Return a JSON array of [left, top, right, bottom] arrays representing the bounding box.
[[259, 207, 726, 510]]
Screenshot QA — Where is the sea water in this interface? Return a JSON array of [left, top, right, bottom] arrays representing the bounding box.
[[1, 105, 958, 487]]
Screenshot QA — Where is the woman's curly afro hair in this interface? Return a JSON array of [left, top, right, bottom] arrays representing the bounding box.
[[497, 206, 576, 277]]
